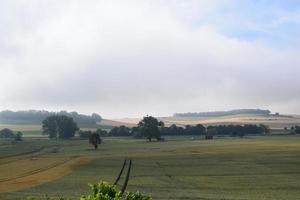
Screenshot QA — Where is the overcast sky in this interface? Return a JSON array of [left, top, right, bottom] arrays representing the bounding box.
[[1, 0, 300, 118]]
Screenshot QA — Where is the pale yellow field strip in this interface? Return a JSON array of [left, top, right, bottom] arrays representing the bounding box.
[[108, 115, 300, 128]]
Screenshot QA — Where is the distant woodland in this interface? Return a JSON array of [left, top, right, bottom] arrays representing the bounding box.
[[0, 110, 102, 125], [173, 109, 271, 117]]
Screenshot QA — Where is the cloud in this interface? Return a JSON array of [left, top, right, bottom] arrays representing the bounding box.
[[0, 0, 300, 117]]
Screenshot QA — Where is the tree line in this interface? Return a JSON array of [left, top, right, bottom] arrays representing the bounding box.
[[2, 114, 297, 149], [78, 118, 272, 141], [0, 110, 102, 125], [3, 112, 299, 146], [174, 109, 271, 117], [39, 115, 298, 142], [104, 123, 270, 138]]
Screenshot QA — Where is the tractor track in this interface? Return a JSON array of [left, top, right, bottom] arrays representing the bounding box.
[[113, 158, 132, 195]]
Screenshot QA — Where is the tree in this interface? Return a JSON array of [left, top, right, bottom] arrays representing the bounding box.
[[259, 124, 270, 135], [194, 124, 206, 135], [89, 132, 102, 150], [185, 124, 205, 135], [295, 126, 300, 134], [109, 126, 131, 136], [14, 131, 23, 141], [42, 115, 79, 139], [96, 128, 108, 137], [138, 116, 163, 141], [205, 126, 216, 139], [0, 128, 15, 139], [131, 126, 142, 138]]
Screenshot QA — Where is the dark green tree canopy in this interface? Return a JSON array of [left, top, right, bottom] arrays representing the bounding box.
[[14, 131, 23, 141], [109, 126, 131, 136], [138, 116, 164, 141], [0, 128, 15, 139], [0, 128, 23, 141], [89, 132, 102, 150], [42, 115, 79, 139], [131, 126, 142, 138], [296, 126, 300, 134]]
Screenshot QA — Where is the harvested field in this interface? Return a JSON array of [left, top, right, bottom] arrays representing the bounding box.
[[0, 156, 91, 193], [106, 114, 300, 129]]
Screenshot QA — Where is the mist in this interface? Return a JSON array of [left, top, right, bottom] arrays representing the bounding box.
[[1, 0, 300, 118]]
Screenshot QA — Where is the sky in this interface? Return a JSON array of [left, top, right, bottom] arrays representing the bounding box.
[[0, 0, 300, 118]]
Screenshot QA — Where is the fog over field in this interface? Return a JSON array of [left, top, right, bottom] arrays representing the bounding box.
[[0, 1, 300, 118]]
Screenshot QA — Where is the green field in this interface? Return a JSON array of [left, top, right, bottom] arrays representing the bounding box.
[[0, 123, 113, 137], [1, 136, 300, 200]]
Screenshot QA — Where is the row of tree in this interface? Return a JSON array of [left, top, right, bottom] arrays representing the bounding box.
[[41, 115, 164, 141], [0, 110, 102, 125], [41, 115, 299, 142], [206, 124, 270, 137], [105, 123, 270, 139], [174, 109, 271, 117], [42, 115, 79, 139]]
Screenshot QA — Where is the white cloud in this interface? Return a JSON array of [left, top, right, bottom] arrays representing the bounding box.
[[0, 0, 299, 117]]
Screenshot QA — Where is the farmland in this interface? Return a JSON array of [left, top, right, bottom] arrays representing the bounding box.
[[0, 136, 300, 200], [110, 114, 300, 129]]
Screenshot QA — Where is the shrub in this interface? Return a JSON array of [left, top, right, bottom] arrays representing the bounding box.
[[27, 181, 151, 200], [81, 181, 122, 200]]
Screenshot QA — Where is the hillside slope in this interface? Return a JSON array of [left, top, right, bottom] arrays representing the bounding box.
[[106, 114, 300, 129]]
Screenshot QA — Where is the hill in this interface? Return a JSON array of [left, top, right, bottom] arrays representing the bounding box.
[[173, 109, 271, 117], [107, 114, 300, 129], [0, 110, 102, 126]]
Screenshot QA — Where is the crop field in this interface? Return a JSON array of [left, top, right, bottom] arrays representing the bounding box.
[[111, 114, 300, 129], [0, 136, 300, 200], [0, 123, 112, 137]]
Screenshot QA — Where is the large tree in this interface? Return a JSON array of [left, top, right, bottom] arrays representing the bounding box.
[[0, 128, 15, 139], [138, 116, 164, 141], [42, 115, 79, 139]]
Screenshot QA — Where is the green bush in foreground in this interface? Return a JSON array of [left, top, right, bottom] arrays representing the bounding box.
[[27, 181, 151, 200]]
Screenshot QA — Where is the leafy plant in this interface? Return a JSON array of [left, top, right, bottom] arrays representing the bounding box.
[[27, 181, 151, 200], [81, 181, 122, 200]]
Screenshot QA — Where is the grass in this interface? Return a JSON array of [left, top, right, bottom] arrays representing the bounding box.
[[0, 123, 111, 137], [0, 136, 300, 199]]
